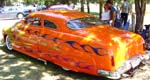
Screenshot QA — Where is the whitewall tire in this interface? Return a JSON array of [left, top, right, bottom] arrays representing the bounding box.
[[6, 35, 13, 50]]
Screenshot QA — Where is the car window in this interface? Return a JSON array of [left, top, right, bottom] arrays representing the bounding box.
[[25, 17, 41, 26], [44, 20, 57, 29], [67, 17, 104, 30], [8, 7, 16, 11], [31, 17, 41, 26], [25, 17, 33, 24]]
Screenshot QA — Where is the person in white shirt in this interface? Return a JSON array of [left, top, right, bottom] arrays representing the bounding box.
[[120, 0, 130, 26], [101, 3, 111, 24]]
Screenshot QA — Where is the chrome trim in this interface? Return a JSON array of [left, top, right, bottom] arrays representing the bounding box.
[[97, 53, 150, 79]]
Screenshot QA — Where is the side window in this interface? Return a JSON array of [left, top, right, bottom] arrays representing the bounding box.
[[25, 17, 33, 24], [8, 8, 13, 11], [31, 17, 41, 26], [44, 20, 57, 29], [25, 17, 41, 26]]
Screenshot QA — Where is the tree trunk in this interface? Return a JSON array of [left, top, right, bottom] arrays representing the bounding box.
[[0, 0, 5, 6], [86, 0, 90, 13], [134, 0, 146, 33], [99, 0, 103, 19], [81, 0, 84, 12]]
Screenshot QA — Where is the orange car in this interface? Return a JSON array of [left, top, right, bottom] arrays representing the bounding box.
[[2, 10, 149, 79]]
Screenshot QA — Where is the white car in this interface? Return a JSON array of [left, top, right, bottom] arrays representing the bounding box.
[[0, 6, 36, 19], [48, 4, 73, 10]]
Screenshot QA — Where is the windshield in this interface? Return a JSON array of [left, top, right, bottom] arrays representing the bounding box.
[[67, 17, 104, 30]]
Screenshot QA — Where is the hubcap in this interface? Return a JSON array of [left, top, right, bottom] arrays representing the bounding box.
[[17, 14, 23, 19]]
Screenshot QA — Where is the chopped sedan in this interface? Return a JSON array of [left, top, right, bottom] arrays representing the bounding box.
[[2, 10, 149, 79]]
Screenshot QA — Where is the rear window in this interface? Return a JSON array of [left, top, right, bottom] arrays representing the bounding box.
[[67, 17, 104, 30]]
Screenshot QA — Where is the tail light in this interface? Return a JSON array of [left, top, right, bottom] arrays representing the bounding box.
[[111, 56, 115, 66]]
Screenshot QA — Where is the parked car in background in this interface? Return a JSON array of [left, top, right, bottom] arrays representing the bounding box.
[[2, 10, 149, 79], [0, 6, 36, 19], [37, 5, 47, 11], [48, 4, 73, 10]]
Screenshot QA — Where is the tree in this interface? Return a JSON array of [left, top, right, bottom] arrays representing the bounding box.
[[86, 0, 90, 13], [0, 0, 5, 6], [134, 0, 146, 33], [99, 0, 103, 19], [80, 0, 85, 12]]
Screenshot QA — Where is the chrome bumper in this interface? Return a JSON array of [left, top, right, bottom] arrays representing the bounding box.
[[97, 53, 150, 79]]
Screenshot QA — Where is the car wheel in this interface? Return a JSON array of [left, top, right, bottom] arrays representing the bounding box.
[[6, 35, 13, 50], [17, 13, 24, 19]]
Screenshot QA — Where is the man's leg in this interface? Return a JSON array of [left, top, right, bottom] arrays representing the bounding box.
[[124, 13, 128, 26]]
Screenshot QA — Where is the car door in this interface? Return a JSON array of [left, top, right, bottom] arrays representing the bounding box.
[[0, 8, 8, 18], [13, 17, 41, 58], [38, 19, 58, 60], [7, 7, 18, 18], [39, 19, 97, 74]]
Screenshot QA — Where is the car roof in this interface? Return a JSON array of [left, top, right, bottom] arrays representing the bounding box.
[[29, 10, 94, 20]]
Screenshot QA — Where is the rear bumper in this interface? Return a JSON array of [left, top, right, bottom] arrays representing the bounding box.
[[97, 53, 150, 79]]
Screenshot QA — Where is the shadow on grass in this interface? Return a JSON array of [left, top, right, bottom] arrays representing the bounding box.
[[0, 46, 110, 80]]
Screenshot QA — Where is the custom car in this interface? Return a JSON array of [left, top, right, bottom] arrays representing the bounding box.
[[2, 10, 149, 79]]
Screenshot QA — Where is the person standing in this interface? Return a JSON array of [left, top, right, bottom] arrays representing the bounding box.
[[105, 0, 117, 26], [101, 3, 111, 24], [120, 0, 130, 26]]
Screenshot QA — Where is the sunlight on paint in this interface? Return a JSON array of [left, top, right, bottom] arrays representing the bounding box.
[[83, 34, 97, 42], [30, 13, 36, 16], [19, 31, 25, 36], [109, 42, 113, 46], [48, 13, 67, 19], [24, 25, 29, 29], [112, 37, 127, 69], [59, 10, 68, 13], [130, 33, 141, 41], [3, 27, 10, 32]]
